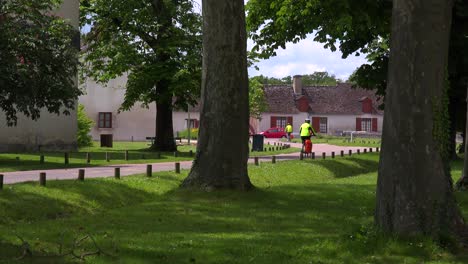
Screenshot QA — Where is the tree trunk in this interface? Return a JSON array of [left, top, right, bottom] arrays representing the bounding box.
[[375, 0, 463, 236], [153, 99, 177, 152], [181, 0, 253, 190], [456, 85, 468, 190], [448, 95, 458, 160]]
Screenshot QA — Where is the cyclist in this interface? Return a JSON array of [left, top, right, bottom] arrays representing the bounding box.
[[285, 123, 293, 142], [299, 119, 317, 151]]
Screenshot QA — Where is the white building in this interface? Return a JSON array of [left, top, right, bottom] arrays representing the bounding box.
[[258, 75, 384, 135], [79, 76, 199, 142]]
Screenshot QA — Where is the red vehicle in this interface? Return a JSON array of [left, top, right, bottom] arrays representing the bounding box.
[[259, 127, 292, 139]]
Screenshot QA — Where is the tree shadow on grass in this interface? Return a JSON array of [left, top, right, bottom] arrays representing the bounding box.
[[1, 173, 467, 263], [87, 184, 468, 263], [306, 155, 379, 178]]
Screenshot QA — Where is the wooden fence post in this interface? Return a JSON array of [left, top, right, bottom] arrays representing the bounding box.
[[300, 152, 304, 160], [377, 147, 380, 152], [322, 152, 326, 159], [332, 152, 335, 158], [0, 174, 3, 190], [369, 148, 373, 153], [86, 153, 91, 164], [106, 152, 110, 162], [357, 149, 361, 155], [146, 164, 152, 177], [78, 169, 85, 181], [40, 155, 44, 164], [39, 172, 46, 186], [272, 156, 276, 164], [175, 162, 180, 173], [64, 153, 69, 165], [340, 150, 344, 157], [254, 157, 259, 165], [125, 150, 129, 161], [349, 150, 352, 156], [114, 168, 120, 179]]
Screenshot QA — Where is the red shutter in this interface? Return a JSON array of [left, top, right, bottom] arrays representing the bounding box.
[[287, 116, 293, 126], [356, 118, 362, 131], [372, 118, 377, 132], [194, 119, 199, 129], [270, 116, 277, 128], [312, 117, 320, 133]]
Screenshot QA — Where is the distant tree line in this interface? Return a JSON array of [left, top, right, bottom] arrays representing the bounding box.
[[250, 71, 342, 86]]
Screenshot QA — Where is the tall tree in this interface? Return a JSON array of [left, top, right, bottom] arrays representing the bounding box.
[[0, 0, 80, 126], [181, 0, 253, 190], [301, 72, 340, 86], [375, 0, 463, 236], [249, 78, 268, 120], [80, 0, 202, 151]]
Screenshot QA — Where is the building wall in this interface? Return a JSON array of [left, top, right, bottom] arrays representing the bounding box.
[[0, 0, 80, 152], [80, 77, 199, 141], [310, 113, 383, 135], [258, 112, 308, 134]]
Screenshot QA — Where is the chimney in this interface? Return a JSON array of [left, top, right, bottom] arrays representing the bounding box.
[[293, 75, 302, 95]]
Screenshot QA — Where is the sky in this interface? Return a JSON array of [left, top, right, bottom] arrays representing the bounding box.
[[82, 0, 368, 81], [191, 0, 368, 81]]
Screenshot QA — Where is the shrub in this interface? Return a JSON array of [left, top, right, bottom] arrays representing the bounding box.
[[178, 128, 199, 139], [77, 104, 94, 147]]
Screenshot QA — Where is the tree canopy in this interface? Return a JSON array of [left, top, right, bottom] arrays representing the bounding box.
[[0, 0, 80, 126], [80, 0, 201, 111], [248, 78, 268, 119]]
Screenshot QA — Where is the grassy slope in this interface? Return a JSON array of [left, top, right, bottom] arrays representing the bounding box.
[[0, 154, 467, 263], [0, 141, 299, 172]]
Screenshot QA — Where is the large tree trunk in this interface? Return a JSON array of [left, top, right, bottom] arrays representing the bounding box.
[[153, 99, 176, 152], [456, 85, 468, 190], [181, 0, 253, 190], [375, 0, 463, 236]]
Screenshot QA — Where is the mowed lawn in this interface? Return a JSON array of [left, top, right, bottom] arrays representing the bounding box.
[[0, 141, 299, 172], [1, 154, 467, 263]]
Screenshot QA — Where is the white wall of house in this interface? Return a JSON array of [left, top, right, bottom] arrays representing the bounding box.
[[310, 113, 383, 135], [0, 0, 80, 152], [80, 77, 199, 141], [258, 112, 308, 133]]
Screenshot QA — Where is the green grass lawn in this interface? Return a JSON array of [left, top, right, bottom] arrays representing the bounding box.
[[0, 154, 467, 263], [284, 135, 381, 147], [0, 141, 300, 172]]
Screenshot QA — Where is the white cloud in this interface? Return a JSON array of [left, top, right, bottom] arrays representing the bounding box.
[[248, 34, 368, 80]]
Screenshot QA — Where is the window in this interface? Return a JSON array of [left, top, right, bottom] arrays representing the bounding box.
[[319, 117, 328, 133], [276, 117, 287, 128], [185, 119, 199, 129], [98, 112, 112, 128], [271, 116, 293, 128], [361, 118, 372, 132]]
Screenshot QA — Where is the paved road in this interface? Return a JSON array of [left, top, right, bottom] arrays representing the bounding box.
[[1, 144, 377, 185]]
